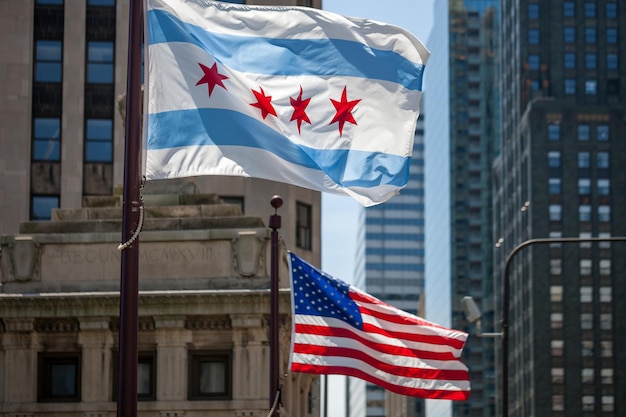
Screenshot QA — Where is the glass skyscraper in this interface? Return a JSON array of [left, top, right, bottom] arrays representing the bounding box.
[[425, 1, 499, 416], [358, 117, 425, 417]]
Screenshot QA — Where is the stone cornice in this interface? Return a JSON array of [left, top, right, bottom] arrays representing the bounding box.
[[0, 289, 292, 319]]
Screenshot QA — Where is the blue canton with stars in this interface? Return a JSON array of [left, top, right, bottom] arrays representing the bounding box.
[[290, 252, 363, 330]]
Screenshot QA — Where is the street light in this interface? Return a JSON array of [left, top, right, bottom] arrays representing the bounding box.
[[461, 296, 502, 338], [499, 236, 626, 417]]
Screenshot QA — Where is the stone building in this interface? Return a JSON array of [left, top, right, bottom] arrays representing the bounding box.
[[0, 183, 319, 417]]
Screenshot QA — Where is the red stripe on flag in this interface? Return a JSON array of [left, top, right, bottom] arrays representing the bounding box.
[[295, 323, 461, 361], [292, 343, 470, 380], [291, 362, 471, 401]]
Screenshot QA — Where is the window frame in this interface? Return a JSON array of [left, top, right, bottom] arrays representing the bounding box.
[[296, 201, 313, 250], [38, 352, 81, 402], [188, 351, 232, 401]]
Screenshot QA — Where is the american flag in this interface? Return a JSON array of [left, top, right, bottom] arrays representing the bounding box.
[[288, 252, 470, 400]]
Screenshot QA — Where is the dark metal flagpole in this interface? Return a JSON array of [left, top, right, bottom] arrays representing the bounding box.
[[269, 195, 283, 417], [117, 0, 143, 416]]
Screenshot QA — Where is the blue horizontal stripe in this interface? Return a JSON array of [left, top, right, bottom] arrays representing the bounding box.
[[147, 9, 425, 91], [147, 108, 410, 189]]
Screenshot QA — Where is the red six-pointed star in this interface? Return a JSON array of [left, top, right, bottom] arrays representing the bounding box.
[[195, 62, 228, 97], [290, 86, 311, 134], [330, 86, 361, 136], [250, 86, 277, 119]]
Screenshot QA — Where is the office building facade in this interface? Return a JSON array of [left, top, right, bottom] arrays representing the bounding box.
[[494, 1, 626, 416], [425, 1, 499, 416], [0, 0, 321, 260], [361, 117, 426, 417]]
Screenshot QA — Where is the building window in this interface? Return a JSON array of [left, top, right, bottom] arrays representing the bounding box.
[[598, 205, 610, 222], [584, 2, 596, 17], [564, 27, 575, 43], [87, 41, 114, 84], [600, 314, 612, 330], [549, 178, 561, 194], [601, 369, 614, 384], [549, 205, 562, 221], [606, 3, 617, 18], [580, 259, 592, 275], [188, 351, 232, 400], [582, 340, 594, 357], [553, 395, 564, 411], [607, 54, 618, 70], [599, 259, 611, 276], [599, 286, 612, 302], [85, 118, 113, 162], [528, 29, 540, 44], [296, 202, 312, 250], [548, 151, 561, 167], [551, 340, 564, 356], [551, 313, 563, 329], [584, 27, 596, 43], [564, 52, 576, 68], [579, 205, 591, 222], [597, 152, 609, 168], [35, 40, 62, 83], [552, 368, 564, 384], [565, 79, 576, 94], [564, 2, 575, 17], [578, 178, 590, 195], [580, 286, 592, 303], [528, 3, 539, 19], [582, 395, 595, 411], [578, 124, 590, 140], [585, 53, 597, 69], [549, 231, 562, 247], [606, 28, 618, 44], [599, 180, 612, 199], [582, 368, 594, 384], [31, 195, 60, 220], [112, 352, 156, 401], [581, 313, 593, 329], [550, 259, 562, 275], [602, 396, 615, 412], [37, 0, 64, 3], [578, 152, 590, 168], [88, 0, 115, 5], [585, 80, 597, 94], [38, 353, 81, 402], [548, 123, 560, 140], [601, 341, 612, 357], [579, 231, 592, 248], [528, 54, 540, 70], [596, 124, 609, 141], [33, 118, 61, 161], [550, 285, 563, 302]]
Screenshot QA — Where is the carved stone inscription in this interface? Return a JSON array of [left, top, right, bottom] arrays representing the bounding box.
[[41, 241, 231, 281]]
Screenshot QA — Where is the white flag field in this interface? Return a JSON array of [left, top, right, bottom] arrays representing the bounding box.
[[144, 0, 430, 206]]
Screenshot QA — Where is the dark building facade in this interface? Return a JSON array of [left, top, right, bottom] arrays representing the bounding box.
[[494, 1, 626, 416]]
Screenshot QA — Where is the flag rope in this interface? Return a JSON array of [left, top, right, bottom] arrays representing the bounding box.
[[118, 176, 146, 251]]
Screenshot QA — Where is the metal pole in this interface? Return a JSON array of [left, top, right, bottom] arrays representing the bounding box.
[[269, 195, 283, 416], [117, 0, 143, 416], [501, 236, 626, 417]]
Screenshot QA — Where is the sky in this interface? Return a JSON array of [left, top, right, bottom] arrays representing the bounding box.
[[320, 1, 436, 416]]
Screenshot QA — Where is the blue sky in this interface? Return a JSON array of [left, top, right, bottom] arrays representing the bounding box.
[[320, 1, 435, 415]]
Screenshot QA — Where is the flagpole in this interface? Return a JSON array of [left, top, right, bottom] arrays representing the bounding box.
[[117, 0, 143, 416], [269, 195, 283, 417]]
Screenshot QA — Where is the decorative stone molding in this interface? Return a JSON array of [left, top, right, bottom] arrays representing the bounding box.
[[4, 236, 40, 282], [232, 231, 266, 277], [235, 412, 263, 417], [159, 411, 185, 417], [185, 315, 231, 330], [3, 318, 35, 332], [35, 317, 80, 333]]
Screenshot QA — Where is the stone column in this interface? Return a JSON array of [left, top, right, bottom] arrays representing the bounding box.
[[78, 317, 114, 402], [230, 314, 266, 401], [155, 316, 191, 401], [2, 318, 37, 403]]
